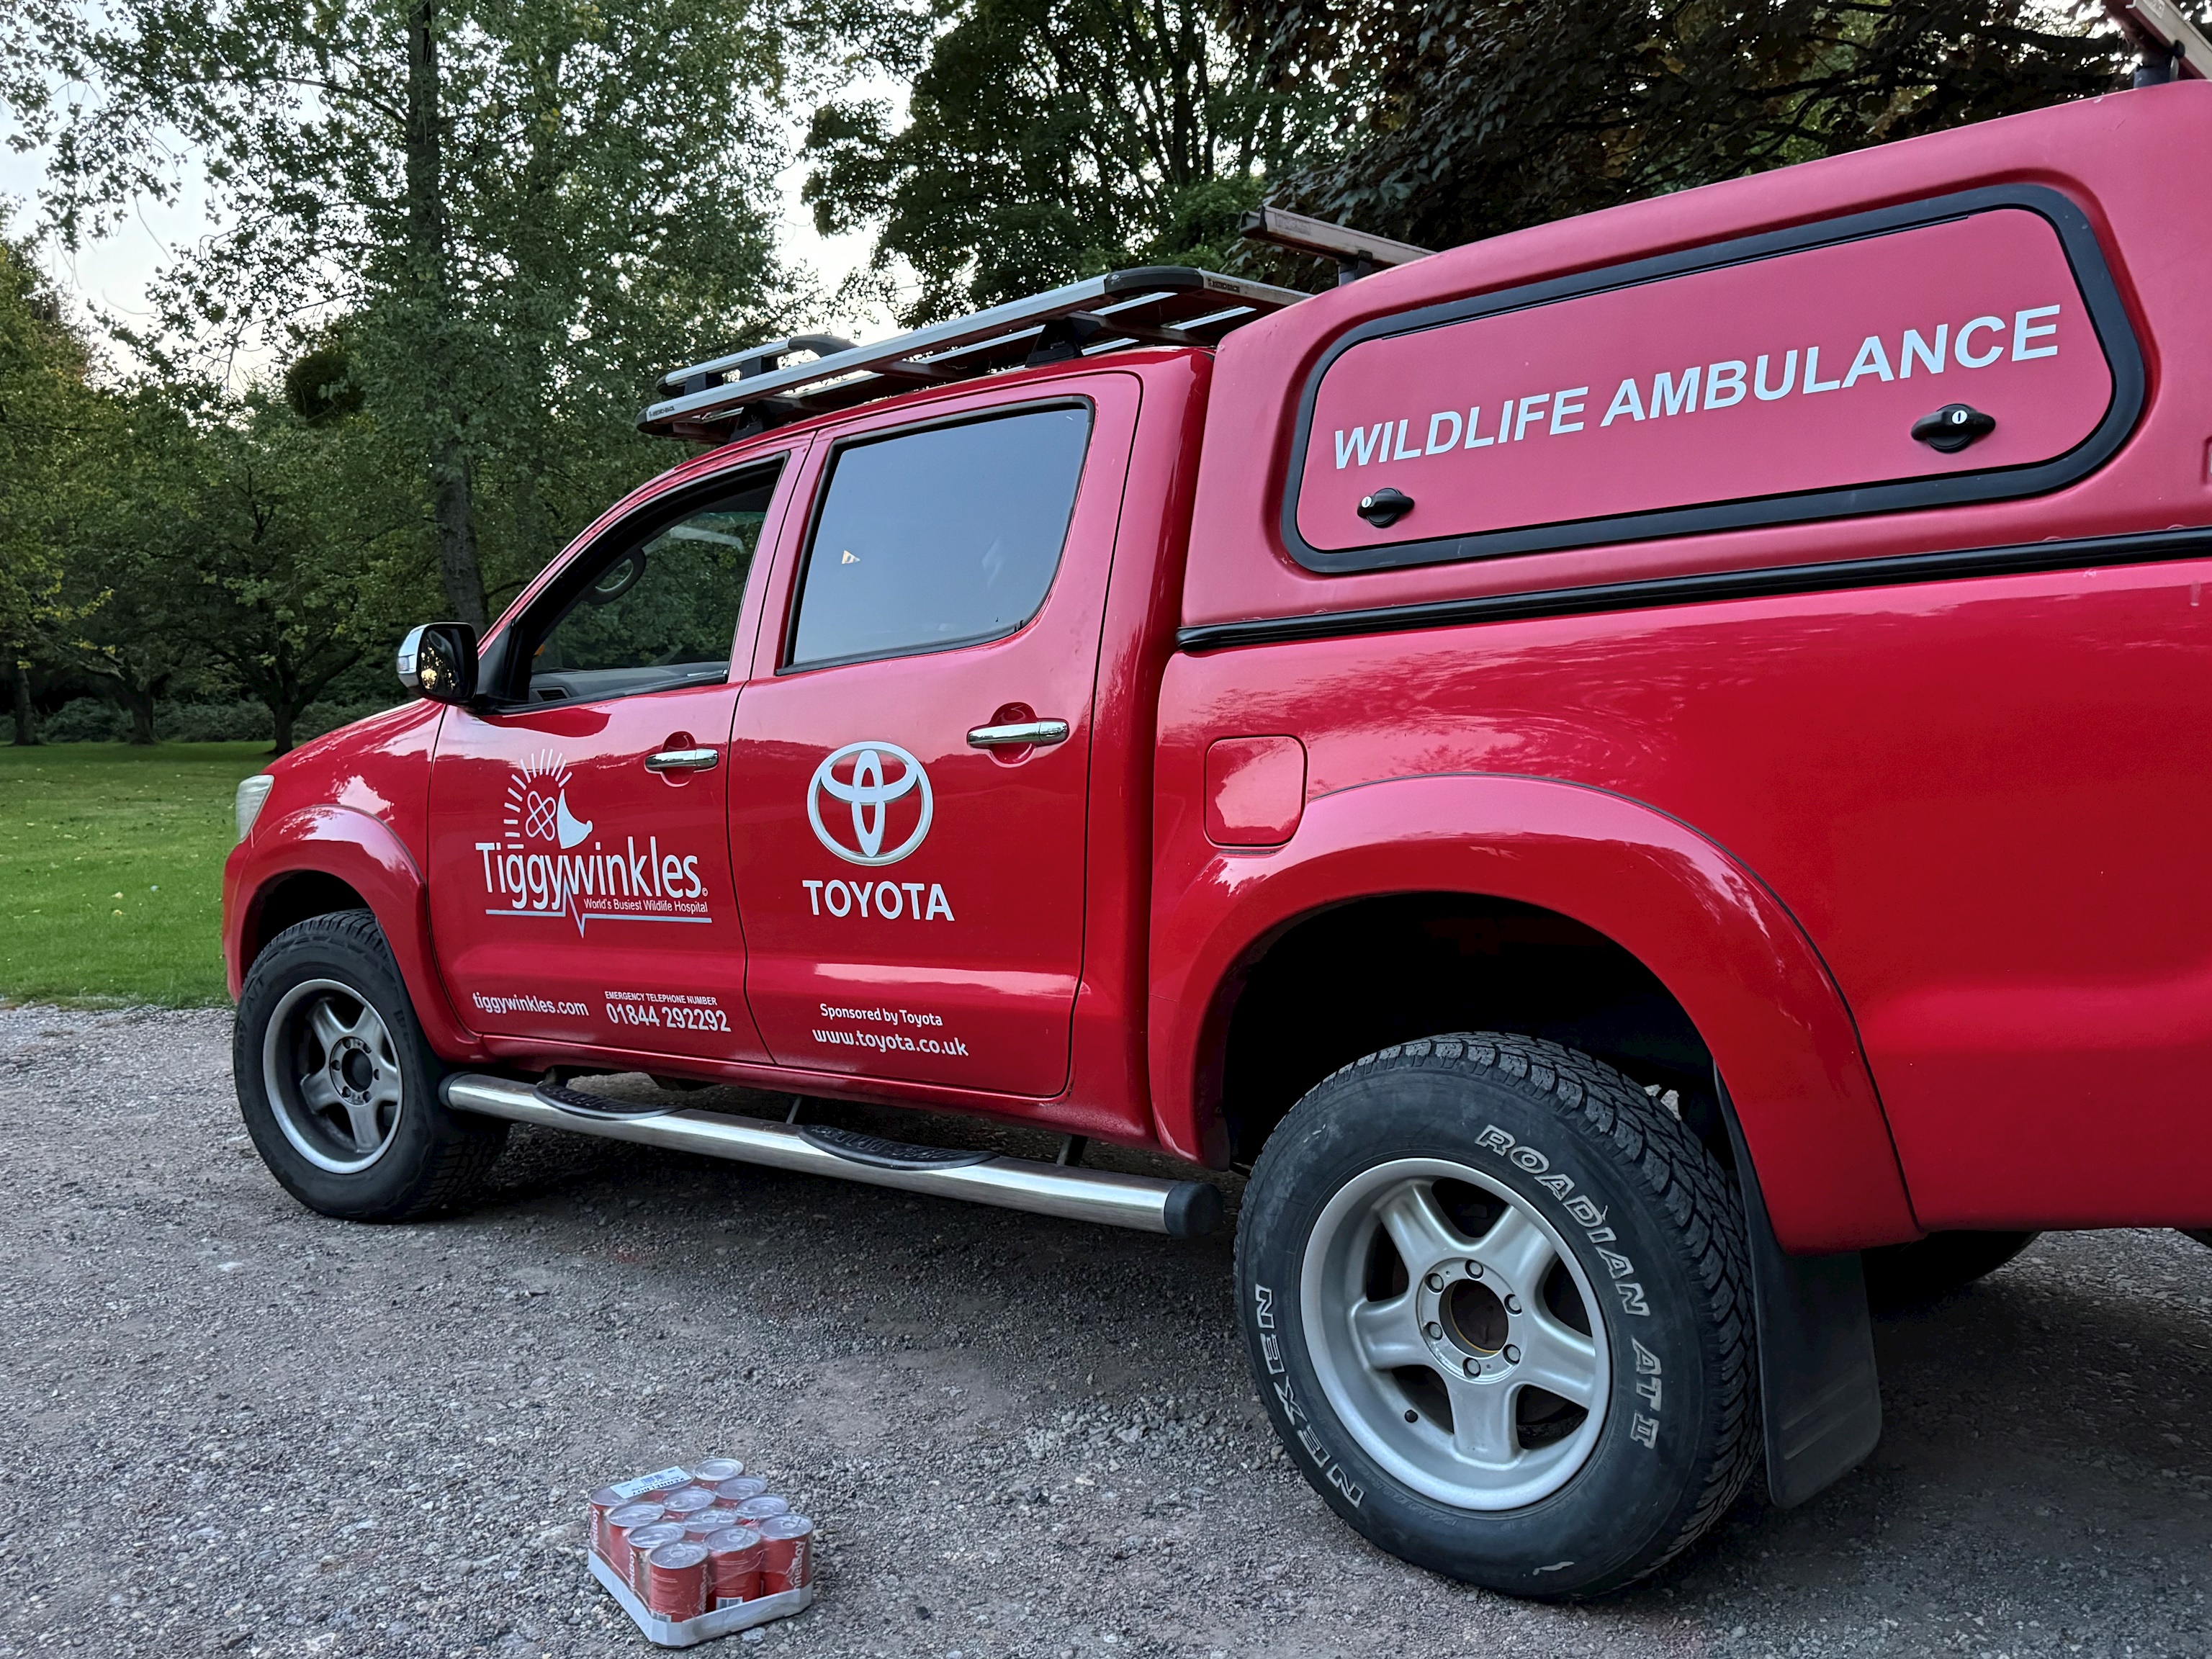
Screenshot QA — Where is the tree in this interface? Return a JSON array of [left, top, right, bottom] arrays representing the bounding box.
[[50, 389, 214, 745], [2, 0, 811, 629], [186, 397, 423, 752], [0, 230, 96, 744], [1223, 0, 2131, 251], [804, 0, 1337, 324]]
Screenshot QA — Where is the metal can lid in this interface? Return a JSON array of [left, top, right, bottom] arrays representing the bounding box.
[[713, 1477, 767, 1503], [681, 1509, 741, 1535], [647, 1539, 710, 1570], [686, 1457, 745, 1483], [733, 1496, 789, 1520], [703, 1527, 764, 1556], [626, 1522, 688, 1551], [757, 1514, 814, 1540], [589, 1485, 630, 1508], [608, 1503, 667, 1529]]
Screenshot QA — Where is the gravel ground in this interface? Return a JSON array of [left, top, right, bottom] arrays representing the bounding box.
[[1, 1004, 2208, 1659]]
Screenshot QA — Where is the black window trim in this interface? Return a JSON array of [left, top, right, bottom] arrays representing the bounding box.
[[481, 451, 791, 706], [778, 395, 1097, 675], [1279, 184, 2147, 576]]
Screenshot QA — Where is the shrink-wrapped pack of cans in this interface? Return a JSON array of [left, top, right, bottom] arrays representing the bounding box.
[[585, 1457, 817, 1645]]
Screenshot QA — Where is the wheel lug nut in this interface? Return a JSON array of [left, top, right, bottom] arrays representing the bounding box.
[[1463, 1357, 1480, 1377], [1424, 1321, 1442, 1340], [1503, 1344, 1521, 1364], [1424, 1272, 1444, 1292], [1504, 1295, 1522, 1314], [1465, 1261, 1483, 1277]]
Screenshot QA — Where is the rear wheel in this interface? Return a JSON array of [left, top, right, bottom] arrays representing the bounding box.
[[1861, 1230, 2038, 1310], [235, 910, 505, 1220], [1236, 1033, 1758, 1599]]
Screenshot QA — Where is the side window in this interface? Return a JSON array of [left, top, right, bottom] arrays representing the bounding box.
[[526, 464, 781, 703], [788, 405, 1092, 670]]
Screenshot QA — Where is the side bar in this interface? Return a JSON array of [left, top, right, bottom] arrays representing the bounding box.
[[440, 1073, 1222, 1237]]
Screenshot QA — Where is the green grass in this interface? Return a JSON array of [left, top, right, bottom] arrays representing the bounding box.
[[0, 742, 272, 1007]]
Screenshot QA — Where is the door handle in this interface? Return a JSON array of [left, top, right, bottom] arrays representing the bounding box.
[[644, 747, 719, 773], [966, 719, 1069, 748]]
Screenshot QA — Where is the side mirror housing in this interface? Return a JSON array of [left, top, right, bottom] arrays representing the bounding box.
[[396, 622, 479, 703]]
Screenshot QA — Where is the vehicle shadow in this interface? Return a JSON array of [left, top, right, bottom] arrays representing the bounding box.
[[1635, 1228, 2211, 1647]]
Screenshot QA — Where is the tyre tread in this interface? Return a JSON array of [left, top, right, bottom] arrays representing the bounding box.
[[1244, 1030, 1760, 1594], [237, 909, 504, 1221]]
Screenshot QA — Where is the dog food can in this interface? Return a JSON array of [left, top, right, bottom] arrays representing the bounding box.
[[660, 1486, 719, 1521], [681, 1509, 742, 1541], [704, 1525, 765, 1606], [713, 1476, 767, 1506], [732, 1495, 789, 1527], [588, 1487, 634, 1556], [624, 1523, 688, 1596], [686, 1457, 745, 1484], [643, 1539, 711, 1621], [605, 1503, 667, 1572], [755, 1514, 814, 1595]]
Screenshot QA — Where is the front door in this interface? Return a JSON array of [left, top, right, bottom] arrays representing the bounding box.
[[731, 384, 1136, 1097], [426, 454, 794, 1064]]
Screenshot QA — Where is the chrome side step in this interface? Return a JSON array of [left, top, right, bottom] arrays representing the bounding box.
[[441, 1073, 1223, 1238]]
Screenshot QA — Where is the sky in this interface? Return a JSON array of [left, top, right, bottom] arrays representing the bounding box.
[[0, 108, 900, 385]]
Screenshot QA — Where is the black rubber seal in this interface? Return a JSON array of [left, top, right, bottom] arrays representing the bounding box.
[[533, 1081, 678, 1120], [1161, 1179, 1225, 1239], [797, 1124, 997, 1170], [1177, 523, 2212, 655]]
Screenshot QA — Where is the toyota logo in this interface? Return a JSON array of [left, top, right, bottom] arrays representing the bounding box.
[[807, 741, 933, 866]]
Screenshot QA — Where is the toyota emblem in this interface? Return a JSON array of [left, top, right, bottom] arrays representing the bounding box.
[[807, 741, 934, 866]]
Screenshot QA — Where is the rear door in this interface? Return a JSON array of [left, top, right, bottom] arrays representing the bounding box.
[[426, 451, 799, 1062], [729, 378, 1139, 1097]]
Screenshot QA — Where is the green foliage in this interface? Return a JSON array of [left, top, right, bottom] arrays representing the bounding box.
[[1223, 0, 2133, 249], [0, 741, 268, 1007], [3, 0, 811, 624], [804, 0, 1336, 323], [0, 231, 98, 665]]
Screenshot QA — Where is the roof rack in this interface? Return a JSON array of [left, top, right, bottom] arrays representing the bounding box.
[[637, 266, 1308, 442]]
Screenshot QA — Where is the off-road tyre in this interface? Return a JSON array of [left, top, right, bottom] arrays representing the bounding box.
[[234, 909, 506, 1220], [1861, 1229, 2039, 1310], [1236, 1033, 1758, 1599]]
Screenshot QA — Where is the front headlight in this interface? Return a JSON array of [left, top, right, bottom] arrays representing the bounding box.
[[235, 774, 275, 842]]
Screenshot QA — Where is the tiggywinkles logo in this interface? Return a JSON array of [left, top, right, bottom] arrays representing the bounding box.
[[474, 750, 709, 933]]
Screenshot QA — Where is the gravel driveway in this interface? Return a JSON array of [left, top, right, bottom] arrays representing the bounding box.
[[1, 1004, 2207, 1659]]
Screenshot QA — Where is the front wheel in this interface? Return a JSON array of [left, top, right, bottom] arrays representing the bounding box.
[[1236, 1034, 1758, 1599], [234, 909, 506, 1220]]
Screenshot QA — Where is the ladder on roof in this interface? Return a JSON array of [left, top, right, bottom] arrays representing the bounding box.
[[2107, 0, 2212, 81], [637, 265, 1308, 443]]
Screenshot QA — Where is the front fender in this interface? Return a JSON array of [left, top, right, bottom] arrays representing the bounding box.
[[223, 804, 485, 1064], [1149, 771, 1915, 1253]]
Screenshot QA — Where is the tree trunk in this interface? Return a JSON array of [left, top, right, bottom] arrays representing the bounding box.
[[120, 683, 157, 745], [432, 436, 488, 629], [6, 655, 37, 746], [406, 0, 488, 631], [270, 698, 297, 755]]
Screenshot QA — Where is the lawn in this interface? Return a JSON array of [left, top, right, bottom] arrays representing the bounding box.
[[0, 742, 271, 1007]]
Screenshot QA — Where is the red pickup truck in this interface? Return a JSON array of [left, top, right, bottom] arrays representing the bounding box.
[[222, 82, 2212, 1596]]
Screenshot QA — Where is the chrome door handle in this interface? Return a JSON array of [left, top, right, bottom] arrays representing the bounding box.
[[644, 747, 719, 773], [966, 719, 1069, 748]]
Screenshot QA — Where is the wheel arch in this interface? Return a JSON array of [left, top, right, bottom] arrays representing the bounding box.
[[1148, 771, 1916, 1253], [225, 804, 482, 1062]]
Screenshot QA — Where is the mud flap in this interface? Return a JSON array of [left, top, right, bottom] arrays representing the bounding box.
[[1717, 1076, 1883, 1507]]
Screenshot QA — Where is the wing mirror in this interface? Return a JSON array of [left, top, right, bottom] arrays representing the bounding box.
[[396, 622, 479, 703]]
